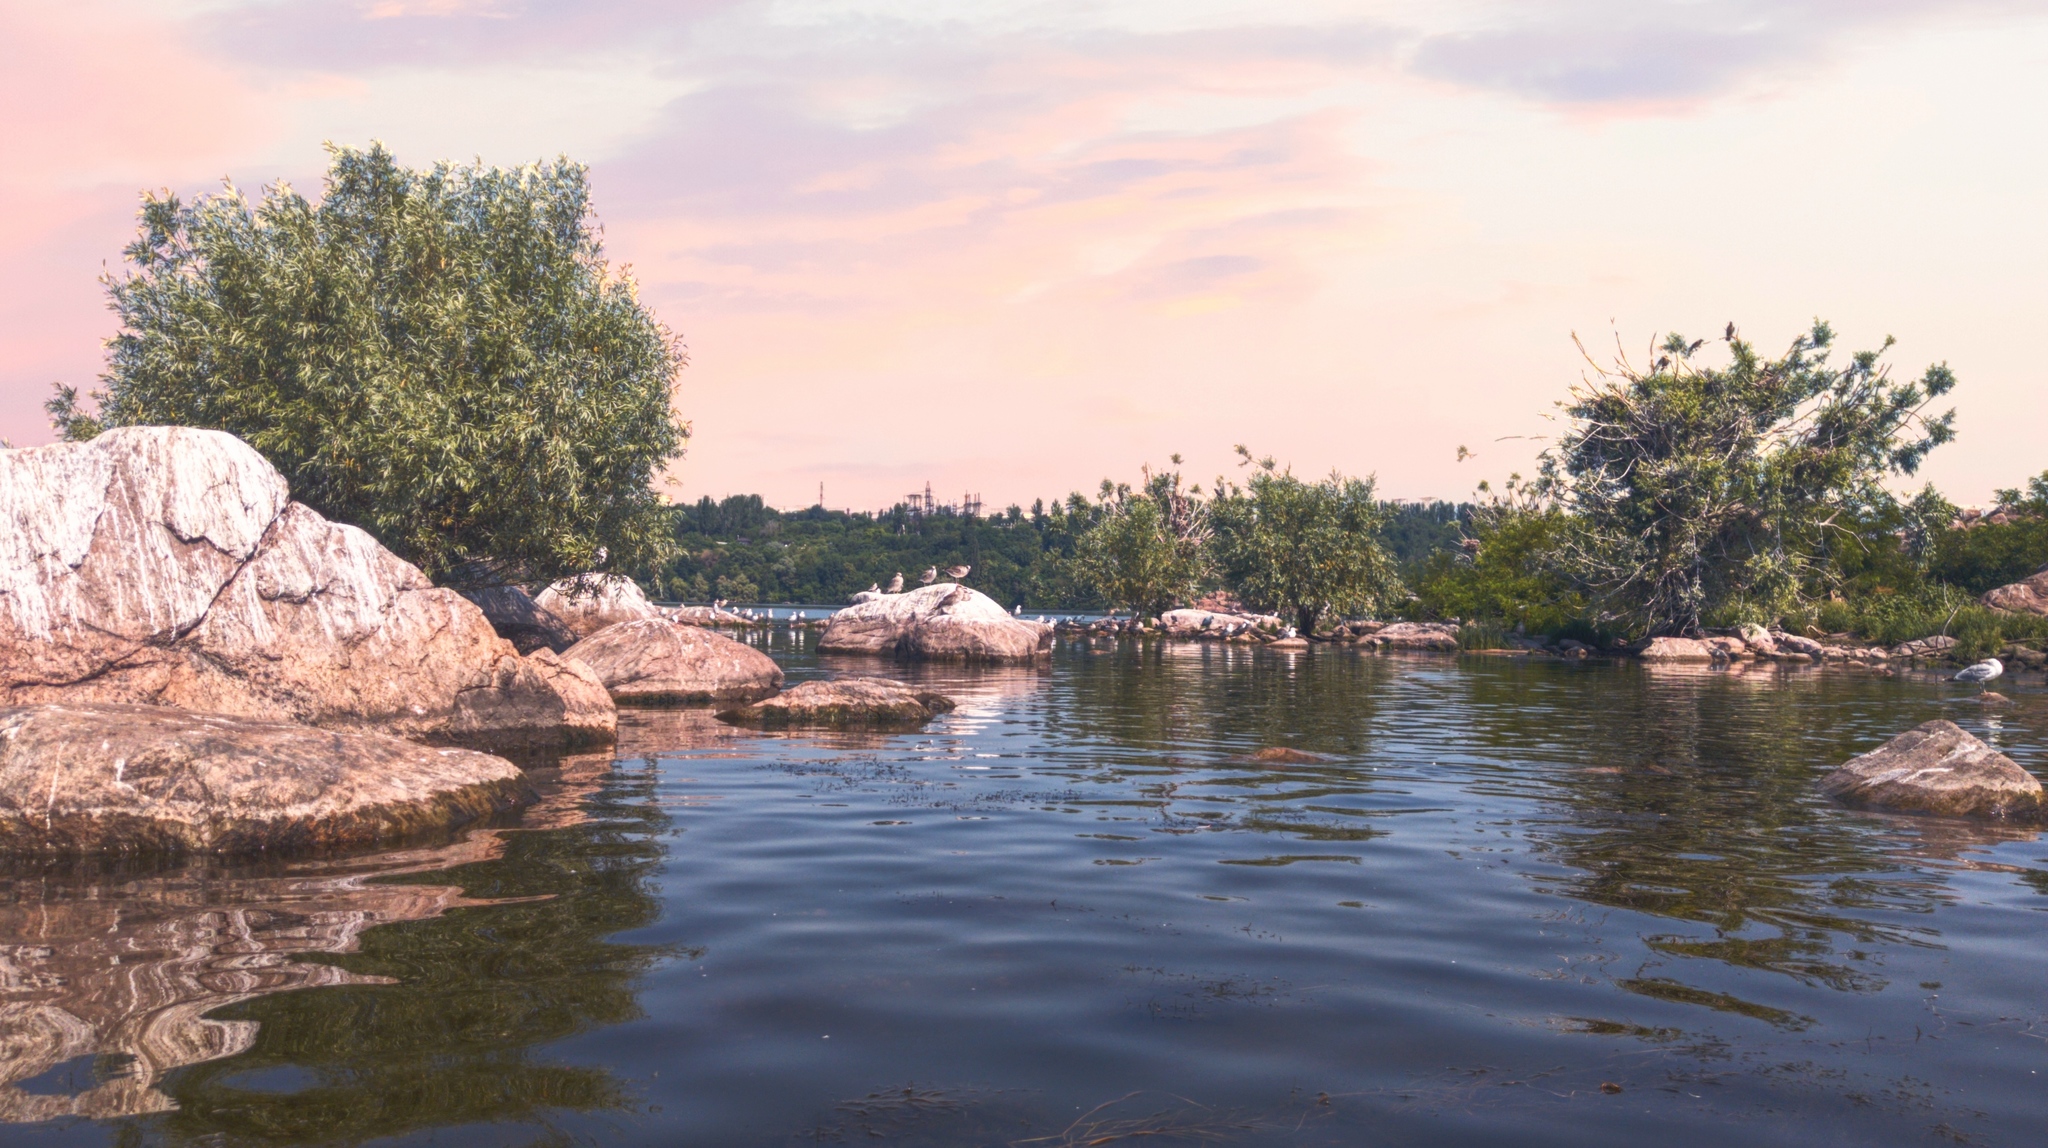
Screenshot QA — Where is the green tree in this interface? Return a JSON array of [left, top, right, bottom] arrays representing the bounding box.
[[1209, 446, 1403, 634], [1538, 322, 1956, 637], [48, 143, 688, 588], [1066, 459, 1211, 618]]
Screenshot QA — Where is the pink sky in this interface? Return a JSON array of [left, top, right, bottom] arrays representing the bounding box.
[[4, 0, 2045, 511]]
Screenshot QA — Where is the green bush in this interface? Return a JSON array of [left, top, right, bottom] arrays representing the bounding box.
[[51, 144, 688, 588]]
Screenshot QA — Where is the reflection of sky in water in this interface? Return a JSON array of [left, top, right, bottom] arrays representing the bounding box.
[[6, 646, 2046, 1146]]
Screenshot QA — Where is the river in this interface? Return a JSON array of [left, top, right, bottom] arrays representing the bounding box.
[[5, 637, 2044, 1146]]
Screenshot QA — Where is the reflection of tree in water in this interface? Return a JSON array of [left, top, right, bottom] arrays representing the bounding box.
[[1042, 642, 1399, 760], [1511, 665, 2021, 1006], [1035, 643, 1407, 844], [0, 753, 681, 1144]]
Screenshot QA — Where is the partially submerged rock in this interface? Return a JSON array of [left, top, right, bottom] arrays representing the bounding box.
[[460, 584, 577, 654], [1362, 622, 1460, 652], [716, 677, 956, 728], [535, 573, 664, 639], [0, 428, 613, 749], [1818, 720, 2043, 820], [1636, 636, 1717, 661], [563, 617, 783, 704], [819, 583, 1052, 662], [1265, 636, 1310, 650], [1161, 608, 1265, 636], [1247, 747, 1326, 764], [0, 703, 532, 855], [1769, 631, 1825, 657], [1982, 564, 2048, 616], [671, 604, 753, 626]]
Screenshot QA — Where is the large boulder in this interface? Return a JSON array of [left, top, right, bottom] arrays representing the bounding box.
[[0, 428, 613, 748], [819, 583, 1053, 662], [535, 573, 663, 639], [1982, 564, 2048, 616], [562, 617, 783, 704], [1362, 622, 1460, 652], [716, 677, 956, 728], [1819, 720, 2043, 820], [0, 703, 533, 855], [459, 584, 577, 654]]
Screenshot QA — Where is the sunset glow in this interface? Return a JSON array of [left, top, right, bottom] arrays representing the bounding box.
[[5, 0, 2045, 509]]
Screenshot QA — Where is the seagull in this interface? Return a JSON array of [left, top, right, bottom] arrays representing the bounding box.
[[1013, 604, 1022, 615], [946, 565, 971, 579], [867, 583, 880, 594], [1953, 658, 2004, 691], [887, 573, 903, 593], [919, 566, 938, 585]]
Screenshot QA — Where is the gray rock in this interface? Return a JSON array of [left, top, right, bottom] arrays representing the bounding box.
[[819, 583, 1052, 662], [534, 573, 663, 639], [1364, 622, 1460, 652], [1637, 636, 1717, 661], [1819, 720, 2043, 819], [0, 428, 614, 749], [563, 617, 784, 704], [1769, 631, 1825, 656], [715, 677, 956, 728], [459, 584, 577, 654], [0, 703, 532, 855]]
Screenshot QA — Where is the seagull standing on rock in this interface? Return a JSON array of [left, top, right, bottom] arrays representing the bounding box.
[[919, 567, 938, 585], [946, 565, 971, 580], [887, 573, 903, 593], [1953, 658, 2004, 692]]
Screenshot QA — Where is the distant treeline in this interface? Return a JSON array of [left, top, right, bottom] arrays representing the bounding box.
[[637, 494, 1473, 609]]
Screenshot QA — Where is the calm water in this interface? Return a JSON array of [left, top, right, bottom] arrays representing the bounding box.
[[5, 639, 2046, 1146]]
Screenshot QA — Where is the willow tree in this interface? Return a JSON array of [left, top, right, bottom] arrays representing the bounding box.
[[48, 143, 689, 587], [1209, 447, 1402, 634], [1538, 321, 1956, 637]]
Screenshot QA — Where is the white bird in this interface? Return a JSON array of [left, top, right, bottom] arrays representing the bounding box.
[[887, 573, 904, 593], [1013, 604, 1022, 615], [946, 565, 971, 579], [919, 566, 938, 585], [867, 583, 880, 594], [1953, 658, 2004, 690], [1283, 626, 1298, 639]]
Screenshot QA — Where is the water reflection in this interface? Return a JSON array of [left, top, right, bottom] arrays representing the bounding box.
[[0, 749, 675, 1141]]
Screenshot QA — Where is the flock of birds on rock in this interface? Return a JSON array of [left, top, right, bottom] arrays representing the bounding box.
[[865, 565, 974, 598]]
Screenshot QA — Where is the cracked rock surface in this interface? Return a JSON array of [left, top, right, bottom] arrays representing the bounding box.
[[564, 617, 783, 704], [1819, 720, 2042, 819], [0, 428, 614, 748], [0, 702, 532, 855]]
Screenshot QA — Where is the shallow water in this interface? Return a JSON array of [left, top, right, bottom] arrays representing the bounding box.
[[6, 639, 2046, 1146]]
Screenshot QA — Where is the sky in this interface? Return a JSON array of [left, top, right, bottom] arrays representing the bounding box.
[[4, 0, 2046, 512]]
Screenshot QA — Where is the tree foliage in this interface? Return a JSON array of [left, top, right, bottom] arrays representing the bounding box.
[[1537, 322, 1956, 637], [1063, 460, 1212, 617], [1210, 447, 1403, 633], [50, 143, 688, 587]]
